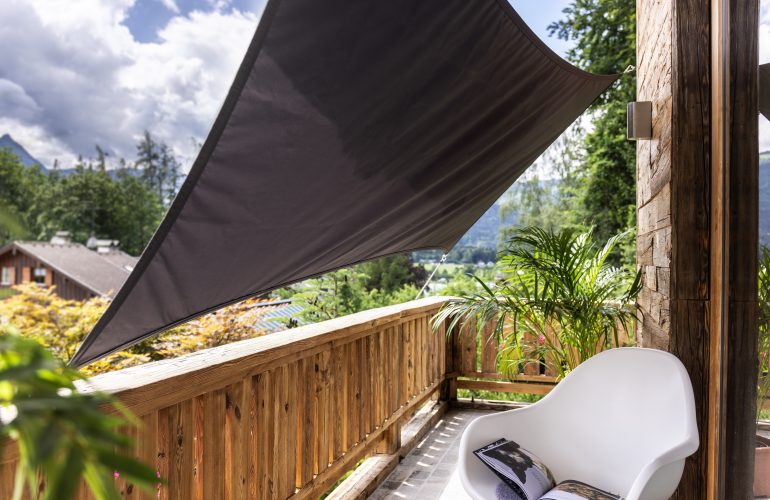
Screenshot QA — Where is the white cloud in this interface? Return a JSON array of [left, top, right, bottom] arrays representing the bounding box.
[[158, 0, 180, 14], [0, 0, 260, 169]]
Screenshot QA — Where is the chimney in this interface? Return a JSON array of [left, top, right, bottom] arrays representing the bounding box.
[[50, 231, 72, 245], [94, 239, 120, 253]]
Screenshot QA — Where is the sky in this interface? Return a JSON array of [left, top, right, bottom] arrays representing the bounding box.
[[0, 0, 575, 170]]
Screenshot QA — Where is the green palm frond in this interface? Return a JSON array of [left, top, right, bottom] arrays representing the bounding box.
[[433, 227, 641, 379]]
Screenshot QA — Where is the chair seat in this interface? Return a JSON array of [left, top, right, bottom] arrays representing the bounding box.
[[458, 348, 698, 500]]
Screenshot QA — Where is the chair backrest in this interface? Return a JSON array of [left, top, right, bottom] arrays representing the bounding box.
[[513, 348, 698, 495]]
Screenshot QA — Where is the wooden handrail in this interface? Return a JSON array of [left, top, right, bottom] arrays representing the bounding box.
[[1, 296, 454, 499]]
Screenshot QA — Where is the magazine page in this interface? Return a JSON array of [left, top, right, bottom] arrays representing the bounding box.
[[474, 439, 555, 500], [539, 479, 622, 500]]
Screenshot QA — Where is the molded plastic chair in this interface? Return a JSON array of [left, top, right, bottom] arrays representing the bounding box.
[[458, 348, 698, 500]]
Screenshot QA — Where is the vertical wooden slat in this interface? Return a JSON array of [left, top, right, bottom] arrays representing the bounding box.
[[404, 321, 413, 401], [355, 338, 366, 444], [374, 330, 384, 425], [347, 341, 359, 447], [256, 371, 273, 500], [459, 322, 476, 375], [115, 423, 135, 497], [272, 366, 288, 499], [246, 376, 259, 499], [136, 412, 158, 500], [167, 400, 194, 500], [481, 321, 498, 374], [332, 345, 346, 460], [421, 317, 428, 387], [224, 382, 245, 500], [201, 389, 226, 499], [363, 335, 373, 435], [285, 362, 298, 496], [297, 358, 312, 489], [156, 407, 170, 500], [314, 351, 330, 475], [192, 396, 204, 500]]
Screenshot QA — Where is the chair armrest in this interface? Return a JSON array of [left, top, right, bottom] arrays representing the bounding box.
[[625, 438, 699, 500]]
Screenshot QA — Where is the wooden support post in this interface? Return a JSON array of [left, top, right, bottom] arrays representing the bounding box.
[[637, 0, 759, 497]]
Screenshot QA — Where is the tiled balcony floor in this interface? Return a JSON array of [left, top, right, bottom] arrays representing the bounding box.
[[370, 409, 770, 500], [369, 409, 485, 500]]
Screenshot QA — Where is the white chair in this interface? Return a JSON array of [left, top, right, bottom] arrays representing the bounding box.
[[458, 348, 698, 500]]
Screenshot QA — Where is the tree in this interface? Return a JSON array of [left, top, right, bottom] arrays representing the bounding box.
[[548, 0, 637, 263], [135, 131, 180, 206], [0, 148, 47, 242], [359, 254, 426, 294], [113, 172, 164, 255]]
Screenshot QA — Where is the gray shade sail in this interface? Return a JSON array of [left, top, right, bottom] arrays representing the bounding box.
[[71, 0, 617, 366]]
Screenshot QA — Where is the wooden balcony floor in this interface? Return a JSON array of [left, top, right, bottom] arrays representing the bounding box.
[[369, 408, 487, 500]]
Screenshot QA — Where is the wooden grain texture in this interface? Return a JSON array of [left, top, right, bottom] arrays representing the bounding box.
[[0, 298, 572, 498], [721, 0, 759, 495], [669, 299, 710, 499]]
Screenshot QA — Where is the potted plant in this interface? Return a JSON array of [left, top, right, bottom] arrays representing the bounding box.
[[433, 226, 641, 379], [755, 247, 770, 497]]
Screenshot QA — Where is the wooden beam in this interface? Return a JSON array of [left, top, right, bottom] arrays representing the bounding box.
[[722, 0, 759, 496], [707, 0, 759, 498]]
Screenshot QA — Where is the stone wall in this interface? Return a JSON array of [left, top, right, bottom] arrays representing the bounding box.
[[635, 0, 672, 350]]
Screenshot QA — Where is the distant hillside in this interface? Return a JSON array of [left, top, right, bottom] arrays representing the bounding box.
[[1, 134, 144, 180], [760, 152, 770, 245], [0, 134, 46, 170], [456, 202, 501, 248]]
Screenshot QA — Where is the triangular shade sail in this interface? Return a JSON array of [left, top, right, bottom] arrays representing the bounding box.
[[71, 0, 618, 366]]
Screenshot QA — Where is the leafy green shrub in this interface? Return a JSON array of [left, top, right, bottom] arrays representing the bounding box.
[[0, 328, 159, 499], [433, 227, 641, 379], [758, 247, 770, 420]]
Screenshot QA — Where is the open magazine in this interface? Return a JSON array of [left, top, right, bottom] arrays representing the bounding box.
[[474, 439, 622, 500]]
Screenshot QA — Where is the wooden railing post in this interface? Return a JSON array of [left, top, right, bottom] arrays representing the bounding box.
[[441, 318, 459, 403]]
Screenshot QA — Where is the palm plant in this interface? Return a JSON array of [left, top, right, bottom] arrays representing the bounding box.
[[757, 246, 770, 420], [433, 227, 641, 379]]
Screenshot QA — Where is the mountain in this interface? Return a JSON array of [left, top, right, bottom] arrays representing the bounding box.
[[0, 134, 46, 171]]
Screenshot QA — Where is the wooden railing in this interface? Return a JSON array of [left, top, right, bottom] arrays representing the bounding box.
[[0, 297, 629, 498]]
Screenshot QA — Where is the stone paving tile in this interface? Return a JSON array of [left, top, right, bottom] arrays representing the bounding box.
[[371, 409, 489, 499]]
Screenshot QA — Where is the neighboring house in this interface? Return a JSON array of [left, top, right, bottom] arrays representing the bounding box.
[[248, 299, 305, 333], [0, 233, 137, 300]]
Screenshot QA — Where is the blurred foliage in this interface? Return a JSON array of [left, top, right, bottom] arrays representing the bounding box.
[[281, 259, 424, 323], [0, 284, 275, 375], [758, 246, 770, 420], [0, 328, 159, 499]]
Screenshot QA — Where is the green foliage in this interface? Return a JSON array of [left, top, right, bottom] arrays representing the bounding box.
[[358, 255, 426, 295], [0, 133, 172, 255], [0, 149, 45, 241], [758, 246, 770, 420], [499, 1, 637, 267], [433, 227, 641, 379], [283, 255, 426, 322], [135, 131, 181, 206], [0, 328, 159, 500]]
